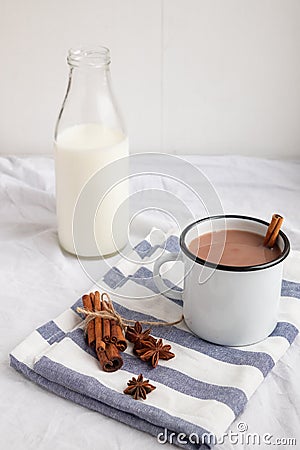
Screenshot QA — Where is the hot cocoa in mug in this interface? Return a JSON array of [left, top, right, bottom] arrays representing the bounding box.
[[189, 229, 282, 267], [154, 215, 290, 346]]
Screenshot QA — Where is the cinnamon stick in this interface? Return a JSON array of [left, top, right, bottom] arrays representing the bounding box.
[[102, 299, 111, 343], [264, 214, 284, 248], [89, 292, 95, 304], [82, 294, 95, 346], [111, 321, 127, 352], [105, 343, 123, 371], [96, 349, 114, 372], [94, 291, 106, 353]]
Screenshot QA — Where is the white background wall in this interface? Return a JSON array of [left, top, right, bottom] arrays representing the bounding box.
[[1, 0, 300, 157]]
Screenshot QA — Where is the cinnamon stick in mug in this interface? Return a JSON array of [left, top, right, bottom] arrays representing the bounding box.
[[264, 214, 284, 248]]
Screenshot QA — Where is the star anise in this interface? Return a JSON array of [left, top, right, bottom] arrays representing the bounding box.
[[125, 321, 152, 345], [135, 338, 175, 368], [123, 374, 156, 400]]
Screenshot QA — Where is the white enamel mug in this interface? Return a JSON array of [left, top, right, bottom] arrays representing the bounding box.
[[153, 215, 290, 346]]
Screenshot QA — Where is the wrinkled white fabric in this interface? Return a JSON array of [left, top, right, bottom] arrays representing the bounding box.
[[0, 155, 300, 450]]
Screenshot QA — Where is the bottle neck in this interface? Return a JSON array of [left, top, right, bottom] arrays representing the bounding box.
[[68, 64, 111, 93], [55, 46, 125, 138], [67, 46, 112, 100]]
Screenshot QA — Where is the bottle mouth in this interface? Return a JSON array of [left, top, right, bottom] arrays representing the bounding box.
[[67, 46, 111, 68]]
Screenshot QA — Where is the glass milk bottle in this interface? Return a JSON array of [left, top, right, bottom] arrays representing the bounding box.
[[54, 46, 129, 257]]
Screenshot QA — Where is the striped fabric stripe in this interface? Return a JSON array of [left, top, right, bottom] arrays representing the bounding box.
[[9, 233, 300, 449], [281, 279, 300, 299], [10, 355, 199, 450], [34, 342, 234, 438], [64, 327, 247, 416]]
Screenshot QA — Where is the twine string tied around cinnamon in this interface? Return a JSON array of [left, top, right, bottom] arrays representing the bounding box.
[[76, 293, 184, 334]]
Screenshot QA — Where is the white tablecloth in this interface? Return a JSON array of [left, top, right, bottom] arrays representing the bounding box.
[[1, 154, 300, 449]]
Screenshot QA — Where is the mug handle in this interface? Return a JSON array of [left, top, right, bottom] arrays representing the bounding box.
[[153, 253, 183, 301]]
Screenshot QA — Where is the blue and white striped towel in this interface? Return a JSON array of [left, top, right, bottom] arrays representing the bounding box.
[[10, 232, 300, 449]]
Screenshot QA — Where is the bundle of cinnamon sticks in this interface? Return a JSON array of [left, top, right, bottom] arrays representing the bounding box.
[[82, 291, 127, 372]]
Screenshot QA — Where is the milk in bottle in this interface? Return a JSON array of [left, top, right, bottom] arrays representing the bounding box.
[[54, 47, 128, 256]]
